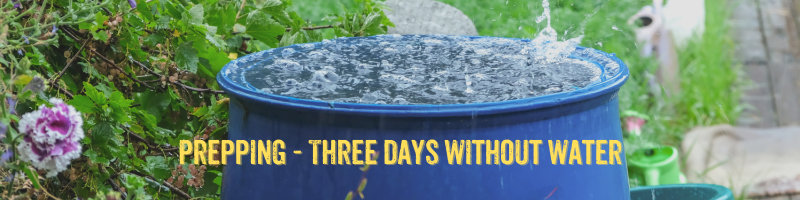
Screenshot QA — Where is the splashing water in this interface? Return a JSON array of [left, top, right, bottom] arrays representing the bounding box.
[[529, 0, 585, 64]]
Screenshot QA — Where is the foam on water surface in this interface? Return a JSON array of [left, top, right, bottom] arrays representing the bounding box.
[[226, 34, 618, 105]]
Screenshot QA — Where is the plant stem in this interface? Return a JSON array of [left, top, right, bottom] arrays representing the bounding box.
[[285, 25, 334, 32], [235, 0, 247, 21], [5, 169, 15, 197], [51, 38, 90, 84]]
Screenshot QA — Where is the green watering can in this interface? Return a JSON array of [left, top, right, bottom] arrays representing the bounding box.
[[628, 146, 686, 186]]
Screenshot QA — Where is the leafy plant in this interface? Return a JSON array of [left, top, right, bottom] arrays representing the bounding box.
[[0, 0, 391, 199]]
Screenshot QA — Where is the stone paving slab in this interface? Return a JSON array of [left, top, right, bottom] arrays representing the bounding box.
[[735, 0, 800, 127], [681, 125, 800, 198]]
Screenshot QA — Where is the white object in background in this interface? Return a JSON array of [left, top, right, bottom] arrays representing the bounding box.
[[628, 5, 662, 57], [627, 0, 681, 96], [663, 0, 705, 49]]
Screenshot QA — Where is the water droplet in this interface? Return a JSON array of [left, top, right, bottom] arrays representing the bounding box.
[[392, 98, 409, 105], [310, 82, 324, 90], [361, 94, 378, 103], [536, 16, 546, 23], [281, 48, 296, 55], [285, 79, 298, 86]]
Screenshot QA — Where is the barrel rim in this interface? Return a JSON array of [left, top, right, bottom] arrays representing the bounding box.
[[217, 35, 629, 117], [629, 184, 735, 200]]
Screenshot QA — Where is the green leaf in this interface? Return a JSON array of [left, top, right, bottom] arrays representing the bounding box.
[[95, 83, 114, 97], [30, 48, 53, 74], [186, 4, 204, 24], [79, 62, 106, 81], [361, 12, 381, 32], [288, 11, 306, 27], [208, 4, 237, 34], [621, 110, 651, 120], [83, 149, 110, 165], [175, 42, 200, 73], [22, 166, 41, 189], [136, 0, 155, 21], [357, 178, 367, 192], [92, 31, 108, 42], [68, 95, 96, 114], [214, 175, 222, 194], [78, 22, 93, 31], [333, 26, 353, 37], [17, 57, 31, 72], [122, 175, 151, 200], [90, 122, 114, 145], [109, 101, 131, 123], [84, 82, 107, 106], [245, 12, 284, 47], [232, 23, 247, 34], [225, 35, 244, 52], [305, 27, 323, 42], [212, 171, 222, 186], [197, 48, 231, 76], [145, 156, 171, 179], [161, 0, 183, 20], [194, 170, 222, 196], [253, 0, 282, 9], [193, 106, 209, 117], [93, 12, 110, 31], [379, 10, 395, 27], [345, 192, 353, 200], [155, 15, 172, 30], [143, 33, 165, 47], [120, 30, 145, 60], [278, 31, 307, 47], [61, 74, 79, 94], [138, 90, 171, 122], [134, 109, 158, 131], [203, 25, 226, 49], [263, 6, 299, 30], [110, 91, 133, 108], [129, 124, 145, 134], [122, 176, 147, 189]]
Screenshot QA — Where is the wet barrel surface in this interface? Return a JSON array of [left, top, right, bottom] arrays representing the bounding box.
[[217, 35, 631, 200]]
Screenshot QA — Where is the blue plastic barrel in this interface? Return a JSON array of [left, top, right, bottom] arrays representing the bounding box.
[[630, 184, 735, 200], [217, 35, 631, 199]]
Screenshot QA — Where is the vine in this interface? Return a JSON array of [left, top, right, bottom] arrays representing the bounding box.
[[0, 0, 393, 199]]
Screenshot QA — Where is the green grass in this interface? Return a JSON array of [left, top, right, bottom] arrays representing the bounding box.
[[636, 0, 745, 147], [293, 0, 744, 155]]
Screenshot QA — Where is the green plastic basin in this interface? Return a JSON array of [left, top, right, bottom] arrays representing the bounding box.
[[630, 184, 734, 200]]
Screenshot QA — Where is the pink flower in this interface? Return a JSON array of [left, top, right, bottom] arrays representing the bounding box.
[[624, 116, 646, 136], [16, 98, 84, 177]]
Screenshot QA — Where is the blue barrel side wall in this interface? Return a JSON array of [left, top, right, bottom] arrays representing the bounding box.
[[221, 89, 630, 199]]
